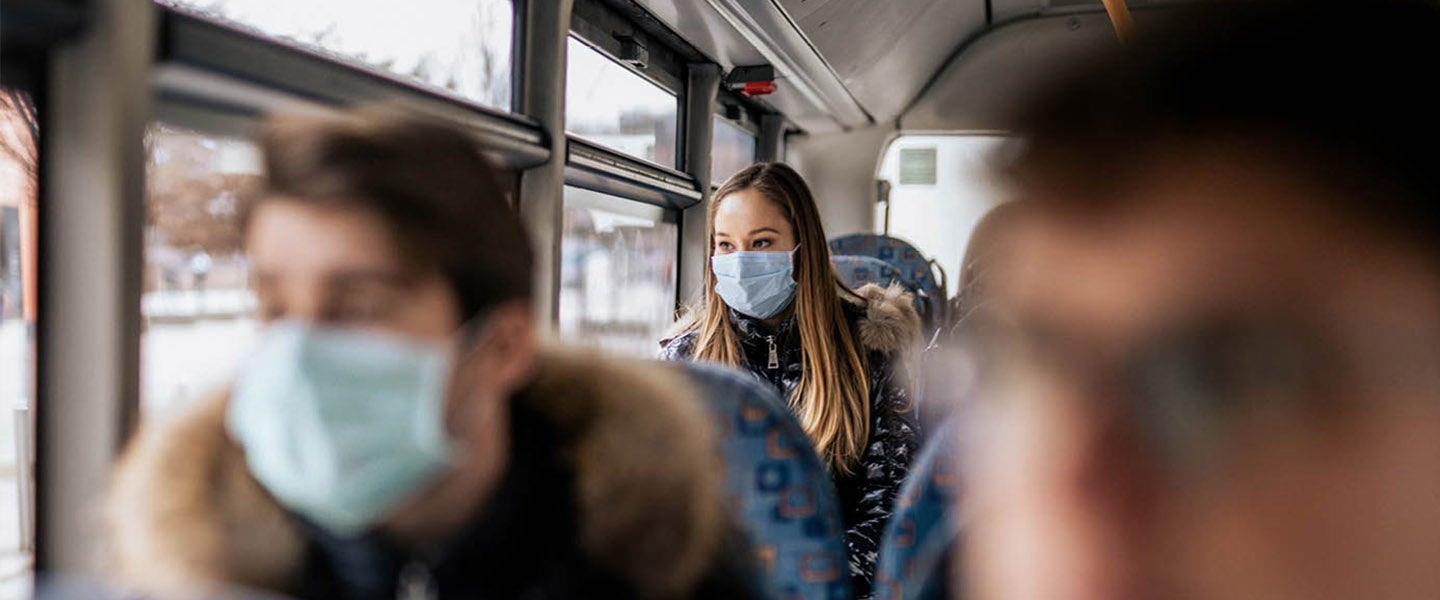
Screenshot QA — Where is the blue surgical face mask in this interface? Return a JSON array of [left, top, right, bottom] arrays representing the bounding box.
[[226, 322, 457, 537], [712, 248, 798, 320]]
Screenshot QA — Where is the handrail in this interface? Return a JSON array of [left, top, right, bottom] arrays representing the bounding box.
[[1102, 0, 1135, 43]]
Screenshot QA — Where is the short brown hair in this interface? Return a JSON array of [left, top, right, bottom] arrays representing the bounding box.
[[249, 107, 533, 318]]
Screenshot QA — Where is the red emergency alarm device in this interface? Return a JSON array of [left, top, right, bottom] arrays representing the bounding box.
[[742, 81, 777, 96]]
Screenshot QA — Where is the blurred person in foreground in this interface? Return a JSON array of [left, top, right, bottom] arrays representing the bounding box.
[[918, 201, 1026, 431], [957, 1, 1440, 598], [104, 108, 762, 600]]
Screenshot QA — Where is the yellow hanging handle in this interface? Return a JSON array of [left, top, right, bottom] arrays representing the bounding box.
[[1102, 0, 1135, 43]]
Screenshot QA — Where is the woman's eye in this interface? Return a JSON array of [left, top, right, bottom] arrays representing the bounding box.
[[717, 241, 734, 252], [753, 239, 772, 249]]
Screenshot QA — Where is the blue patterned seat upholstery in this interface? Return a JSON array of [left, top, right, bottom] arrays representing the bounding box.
[[874, 426, 961, 600], [677, 362, 852, 600], [831, 255, 913, 292], [828, 234, 946, 335], [832, 255, 930, 340]]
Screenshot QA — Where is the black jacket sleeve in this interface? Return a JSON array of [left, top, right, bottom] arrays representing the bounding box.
[[838, 350, 920, 599]]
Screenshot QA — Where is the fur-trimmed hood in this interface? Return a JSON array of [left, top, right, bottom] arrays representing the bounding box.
[[846, 283, 924, 356], [104, 348, 724, 599]]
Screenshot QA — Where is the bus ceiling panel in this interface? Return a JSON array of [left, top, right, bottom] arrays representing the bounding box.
[[629, 0, 769, 72], [702, 0, 872, 129], [156, 8, 550, 170], [633, 0, 870, 132], [902, 10, 1127, 132], [753, 89, 842, 135], [567, 136, 703, 210], [773, 0, 832, 21], [779, 0, 988, 126], [989, 0, 1146, 23]]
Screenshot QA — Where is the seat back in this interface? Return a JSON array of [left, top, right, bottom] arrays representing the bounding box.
[[828, 234, 947, 332], [874, 425, 962, 600], [831, 254, 913, 291], [831, 255, 936, 356], [678, 362, 852, 600]]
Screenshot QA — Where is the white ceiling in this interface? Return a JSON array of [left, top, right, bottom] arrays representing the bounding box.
[[629, 0, 1172, 133], [901, 11, 1120, 131], [635, 0, 990, 132], [901, 4, 1182, 131], [777, 0, 987, 126]]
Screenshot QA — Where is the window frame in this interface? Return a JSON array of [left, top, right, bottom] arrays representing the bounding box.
[[555, 1, 719, 349], [153, 4, 548, 171], [562, 33, 684, 174], [559, 0, 723, 208], [568, 0, 691, 97], [565, 135, 701, 210]]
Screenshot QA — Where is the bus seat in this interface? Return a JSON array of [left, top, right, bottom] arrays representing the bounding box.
[[874, 425, 961, 600], [831, 254, 913, 291], [677, 362, 852, 600], [831, 254, 931, 323], [828, 234, 947, 334]]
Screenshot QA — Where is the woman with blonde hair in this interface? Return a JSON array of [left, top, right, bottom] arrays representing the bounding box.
[[662, 162, 920, 598]]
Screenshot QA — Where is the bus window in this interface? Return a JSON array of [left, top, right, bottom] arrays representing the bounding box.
[[142, 124, 262, 416], [558, 186, 678, 357], [875, 135, 1010, 292], [0, 87, 37, 597], [711, 116, 756, 187], [565, 36, 678, 168], [155, 0, 515, 111]]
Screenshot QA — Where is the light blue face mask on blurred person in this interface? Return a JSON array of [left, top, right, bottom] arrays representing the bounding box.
[[712, 248, 798, 320], [226, 322, 456, 537]]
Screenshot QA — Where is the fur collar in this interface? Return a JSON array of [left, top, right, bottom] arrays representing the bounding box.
[[666, 283, 923, 355], [847, 283, 923, 355], [104, 348, 722, 599]]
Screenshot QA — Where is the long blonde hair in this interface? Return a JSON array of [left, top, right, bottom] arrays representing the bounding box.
[[686, 163, 871, 474]]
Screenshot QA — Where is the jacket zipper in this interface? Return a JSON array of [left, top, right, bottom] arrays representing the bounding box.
[[767, 335, 780, 370], [397, 557, 438, 600]]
